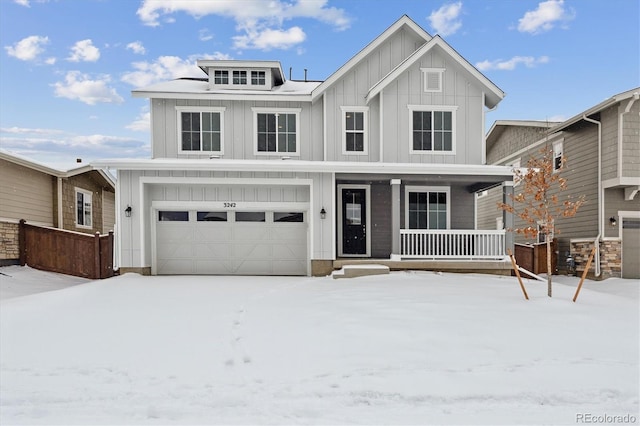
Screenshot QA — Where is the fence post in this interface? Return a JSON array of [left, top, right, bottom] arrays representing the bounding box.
[[94, 232, 101, 279], [19, 219, 27, 266]]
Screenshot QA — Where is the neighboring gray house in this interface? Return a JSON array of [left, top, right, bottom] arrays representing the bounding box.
[[478, 88, 640, 279], [94, 15, 516, 276]]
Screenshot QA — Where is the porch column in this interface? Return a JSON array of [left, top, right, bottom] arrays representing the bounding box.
[[503, 181, 514, 254], [390, 179, 401, 260]]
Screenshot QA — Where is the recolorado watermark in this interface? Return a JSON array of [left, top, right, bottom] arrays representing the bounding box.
[[576, 413, 637, 424]]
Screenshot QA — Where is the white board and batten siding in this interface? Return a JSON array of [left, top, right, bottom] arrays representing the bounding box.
[[151, 99, 320, 161], [116, 169, 334, 275]]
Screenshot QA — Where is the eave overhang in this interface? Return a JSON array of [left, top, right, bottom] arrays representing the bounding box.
[[92, 158, 513, 179]]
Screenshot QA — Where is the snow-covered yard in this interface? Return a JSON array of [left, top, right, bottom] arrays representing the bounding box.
[[1, 266, 638, 425]]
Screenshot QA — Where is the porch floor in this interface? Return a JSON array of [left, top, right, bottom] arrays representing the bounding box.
[[333, 258, 512, 276]]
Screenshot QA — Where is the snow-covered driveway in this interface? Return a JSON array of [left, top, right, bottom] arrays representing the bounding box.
[[1, 269, 638, 425]]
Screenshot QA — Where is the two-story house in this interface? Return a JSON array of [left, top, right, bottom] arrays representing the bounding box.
[[478, 88, 640, 279], [0, 150, 116, 265], [94, 15, 515, 276]]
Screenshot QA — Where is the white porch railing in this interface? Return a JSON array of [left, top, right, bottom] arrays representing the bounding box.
[[400, 229, 506, 259]]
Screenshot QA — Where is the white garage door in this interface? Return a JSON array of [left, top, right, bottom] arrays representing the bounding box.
[[155, 210, 308, 275]]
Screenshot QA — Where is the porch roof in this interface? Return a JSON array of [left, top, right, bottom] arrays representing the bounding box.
[[92, 158, 513, 178]]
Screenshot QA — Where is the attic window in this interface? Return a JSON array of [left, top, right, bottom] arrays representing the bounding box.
[[251, 71, 266, 85], [421, 68, 445, 92], [214, 70, 228, 85], [233, 70, 247, 85]]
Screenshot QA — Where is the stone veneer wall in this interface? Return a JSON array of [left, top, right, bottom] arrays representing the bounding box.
[[571, 239, 621, 279], [0, 220, 20, 264]]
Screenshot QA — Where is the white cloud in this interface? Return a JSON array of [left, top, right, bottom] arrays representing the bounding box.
[[233, 26, 306, 50], [67, 39, 100, 62], [14, 0, 30, 6], [121, 53, 231, 87], [136, 0, 349, 50], [45, 57, 56, 65], [52, 71, 124, 105], [518, 0, 574, 34], [199, 29, 214, 42], [4, 35, 49, 61], [126, 108, 151, 132], [0, 126, 65, 135], [475, 55, 550, 71], [126, 41, 146, 55], [428, 2, 463, 36]]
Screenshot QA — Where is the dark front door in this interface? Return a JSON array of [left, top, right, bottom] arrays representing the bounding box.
[[342, 188, 367, 255]]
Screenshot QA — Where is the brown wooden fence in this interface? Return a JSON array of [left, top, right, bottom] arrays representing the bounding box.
[[19, 220, 114, 279], [514, 239, 557, 276]]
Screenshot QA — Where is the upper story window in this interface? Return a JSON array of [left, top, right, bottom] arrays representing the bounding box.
[[233, 70, 247, 85], [405, 186, 450, 230], [408, 105, 457, 154], [214, 70, 228, 85], [421, 68, 445, 92], [176, 106, 225, 154], [252, 107, 301, 156], [251, 71, 266, 86], [75, 188, 92, 228], [553, 141, 563, 172], [341, 107, 368, 155]]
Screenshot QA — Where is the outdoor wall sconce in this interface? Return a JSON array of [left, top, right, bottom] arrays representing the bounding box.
[[320, 207, 326, 219], [125, 205, 132, 218], [609, 216, 617, 227]]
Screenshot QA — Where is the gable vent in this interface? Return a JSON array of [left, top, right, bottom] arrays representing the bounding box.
[[421, 68, 445, 92]]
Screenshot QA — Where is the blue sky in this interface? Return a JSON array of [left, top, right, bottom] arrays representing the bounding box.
[[1, 0, 638, 169]]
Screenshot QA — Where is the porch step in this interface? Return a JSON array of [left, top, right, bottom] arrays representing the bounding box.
[[333, 264, 390, 279]]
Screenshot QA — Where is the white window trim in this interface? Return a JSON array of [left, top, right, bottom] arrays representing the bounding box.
[[407, 105, 457, 155], [404, 185, 451, 229], [420, 68, 445, 92], [340, 106, 369, 156], [508, 158, 522, 186], [176, 106, 226, 155], [250, 70, 266, 86], [75, 187, 93, 229], [553, 140, 563, 173], [252, 107, 302, 157]]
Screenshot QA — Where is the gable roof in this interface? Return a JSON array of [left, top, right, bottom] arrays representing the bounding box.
[[310, 15, 432, 102], [366, 35, 505, 108], [550, 87, 640, 133], [0, 149, 115, 188], [486, 120, 559, 151]]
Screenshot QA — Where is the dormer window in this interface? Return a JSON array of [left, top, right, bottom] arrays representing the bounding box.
[[233, 70, 247, 85], [214, 70, 228, 85], [251, 71, 266, 86]]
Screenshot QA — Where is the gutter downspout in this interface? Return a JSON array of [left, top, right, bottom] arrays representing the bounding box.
[[619, 92, 639, 179], [582, 114, 602, 277], [57, 177, 63, 228]]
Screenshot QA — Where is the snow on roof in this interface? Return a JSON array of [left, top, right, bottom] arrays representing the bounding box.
[[132, 78, 321, 99]]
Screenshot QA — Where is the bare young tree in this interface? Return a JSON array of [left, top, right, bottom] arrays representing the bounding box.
[[499, 147, 585, 297]]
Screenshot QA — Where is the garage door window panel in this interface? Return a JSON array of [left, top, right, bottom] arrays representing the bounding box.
[[274, 212, 304, 222], [197, 211, 227, 222], [159, 211, 189, 221], [236, 212, 266, 222]]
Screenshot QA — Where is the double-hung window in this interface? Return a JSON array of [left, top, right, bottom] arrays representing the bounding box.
[[176, 107, 225, 154], [408, 105, 457, 154], [405, 186, 450, 230], [75, 188, 92, 228], [341, 107, 368, 154], [233, 70, 247, 85], [252, 107, 301, 155]]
